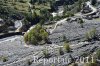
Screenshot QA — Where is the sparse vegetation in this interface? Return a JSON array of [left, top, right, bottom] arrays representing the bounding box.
[[1, 0, 100, 66], [58, 47, 64, 55], [63, 35, 69, 42], [42, 48, 50, 58], [0, 56, 8, 62], [63, 42, 71, 52], [96, 49, 100, 59], [70, 63, 78, 66], [85, 28, 97, 41], [51, 64, 55, 66], [24, 32, 28, 43], [2, 57, 8, 62], [27, 60, 32, 65], [84, 62, 97, 66], [77, 18, 85, 28], [91, 0, 97, 5]]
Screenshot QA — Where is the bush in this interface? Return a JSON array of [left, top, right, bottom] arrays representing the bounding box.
[[63, 42, 71, 52], [19, 0, 27, 3], [51, 64, 54, 66], [77, 18, 84, 28], [27, 60, 32, 65], [85, 28, 97, 41], [96, 49, 100, 59], [42, 49, 50, 58], [2, 57, 8, 62], [63, 35, 66, 42], [91, 0, 97, 5], [58, 47, 64, 55], [24, 24, 48, 45], [62, 35, 69, 42]]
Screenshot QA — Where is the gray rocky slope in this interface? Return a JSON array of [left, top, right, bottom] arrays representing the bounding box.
[[0, 19, 100, 66]]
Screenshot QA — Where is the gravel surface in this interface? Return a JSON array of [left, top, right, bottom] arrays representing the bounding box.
[[0, 19, 100, 66], [49, 19, 100, 44]]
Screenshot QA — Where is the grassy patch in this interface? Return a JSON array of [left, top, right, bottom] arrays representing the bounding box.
[[1, 1, 51, 14]]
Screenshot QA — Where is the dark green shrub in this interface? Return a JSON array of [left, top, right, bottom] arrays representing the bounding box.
[[27, 60, 32, 65], [58, 47, 64, 55], [77, 18, 85, 28], [2, 57, 8, 62], [96, 49, 100, 59], [24, 24, 48, 45]]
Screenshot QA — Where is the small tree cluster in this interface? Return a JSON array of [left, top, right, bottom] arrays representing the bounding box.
[[91, 0, 97, 5], [24, 24, 48, 45], [85, 28, 97, 41]]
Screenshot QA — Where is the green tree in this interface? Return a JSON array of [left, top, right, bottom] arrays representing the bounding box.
[[39, 19, 45, 25], [30, 0, 36, 5], [77, 0, 82, 12], [63, 1, 70, 15], [91, 0, 97, 5]]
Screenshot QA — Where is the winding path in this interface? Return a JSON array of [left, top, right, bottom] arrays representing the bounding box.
[[83, 1, 97, 16], [50, 18, 67, 34], [25, 1, 97, 35], [15, 20, 23, 32]]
